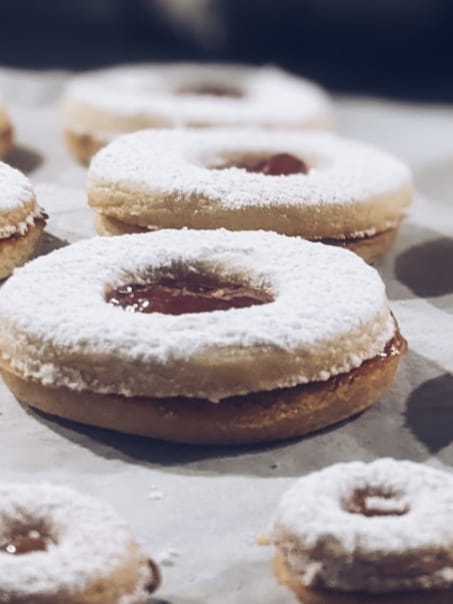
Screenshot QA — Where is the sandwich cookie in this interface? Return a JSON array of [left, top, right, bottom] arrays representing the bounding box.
[[272, 459, 453, 603], [0, 229, 406, 444], [88, 129, 412, 262], [0, 482, 160, 603], [0, 161, 47, 280]]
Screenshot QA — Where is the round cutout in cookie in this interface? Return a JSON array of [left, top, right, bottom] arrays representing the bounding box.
[[0, 483, 160, 603], [0, 97, 13, 159], [272, 459, 453, 603], [0, 161, 47, 279], [0, 229, 406, 445], [88, 129, 412, 262], [62, 64, 332, 163]]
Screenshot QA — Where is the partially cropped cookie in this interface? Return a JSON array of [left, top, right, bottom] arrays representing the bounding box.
[[272, 459, 453, 603], [0, 162, 47, 279], [0, 229, 405, 445], [0, 97, 13, 159], [62, 64, 332, 163], [88, 129, 412, 262], [0, 483, 160, 603]]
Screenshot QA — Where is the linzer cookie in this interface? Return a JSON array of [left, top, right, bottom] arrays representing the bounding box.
[[0, 97, 13, 159], [271, 459, 453, 604], [61, 64, 332, 163], [0, 229, 406, 445], [0, 161, 47, 279], [88, 129, 412, 262], [0, 483, 160, 603]]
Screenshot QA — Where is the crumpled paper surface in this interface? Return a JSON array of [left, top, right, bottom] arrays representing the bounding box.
[[0, 68, 452, 603]]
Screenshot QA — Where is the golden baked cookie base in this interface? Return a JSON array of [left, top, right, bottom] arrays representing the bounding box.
[[1, 334, 405, 445], [0, 124, 13, 159], [95, 212, 398, 264], [273, 551, 452, 604], [0, 221, 45, 280]]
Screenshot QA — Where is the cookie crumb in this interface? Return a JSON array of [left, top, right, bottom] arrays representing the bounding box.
[[146, 486, 164, 501], [158, 548, 180, 566]]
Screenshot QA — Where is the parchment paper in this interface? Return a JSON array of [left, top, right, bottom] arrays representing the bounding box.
[[1, 68, 453, 603]]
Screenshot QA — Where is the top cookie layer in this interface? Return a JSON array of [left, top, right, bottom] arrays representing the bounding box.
[[0, 161, 41, 239], [0, 229, 395, 401], [62, 64, 332, 136], [88, 129, 412, 239]]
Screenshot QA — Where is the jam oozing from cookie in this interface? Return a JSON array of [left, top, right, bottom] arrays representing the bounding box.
[[220, 153, 308, 176], [177, 84, 243, 97], [0, 528, 52, 555], [347, 489, 409, 517], [107, 273, 273, 315], [145, 558, 162, 593]]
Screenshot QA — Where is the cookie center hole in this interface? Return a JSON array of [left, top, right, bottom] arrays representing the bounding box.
[[346, 488, 409, 517], [106, 269, 273, 315], [0, 525, 54, 555], [212, 153, 309, 176], [176, 83, 244, 98]]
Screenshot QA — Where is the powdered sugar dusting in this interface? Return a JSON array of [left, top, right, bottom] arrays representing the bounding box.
[[89, 129, 411, 212], [0, 161, 41, 239], [0, 483, 150, 602], [0, 229, 395, 401], [273, 459, 453, 593], [0, 161, 34, 213], [63, 64, 332, 131]]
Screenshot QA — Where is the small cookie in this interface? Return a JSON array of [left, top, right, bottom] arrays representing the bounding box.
[[0, 98, 13, 159], [88, 129, 412, 262], [272, 459, 453, 603], [0, 229, 405, 445], [62, 64, 332, 163], [0, 161, 47, 280], [0, 482, 160, 603]]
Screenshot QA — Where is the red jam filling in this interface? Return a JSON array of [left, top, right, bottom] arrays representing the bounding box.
[[177, 84, 243, 97], [220, 153, 308, 176], [0, 529, 51, 555], [107, 273, 273, 315], [145, 558, 162, 593]]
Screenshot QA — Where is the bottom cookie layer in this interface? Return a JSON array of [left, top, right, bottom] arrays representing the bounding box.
[[94, 212, 398, 264], [273, 551, 452, 604], [1, 333, 405, 445], [0, 221, 46, 280]]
